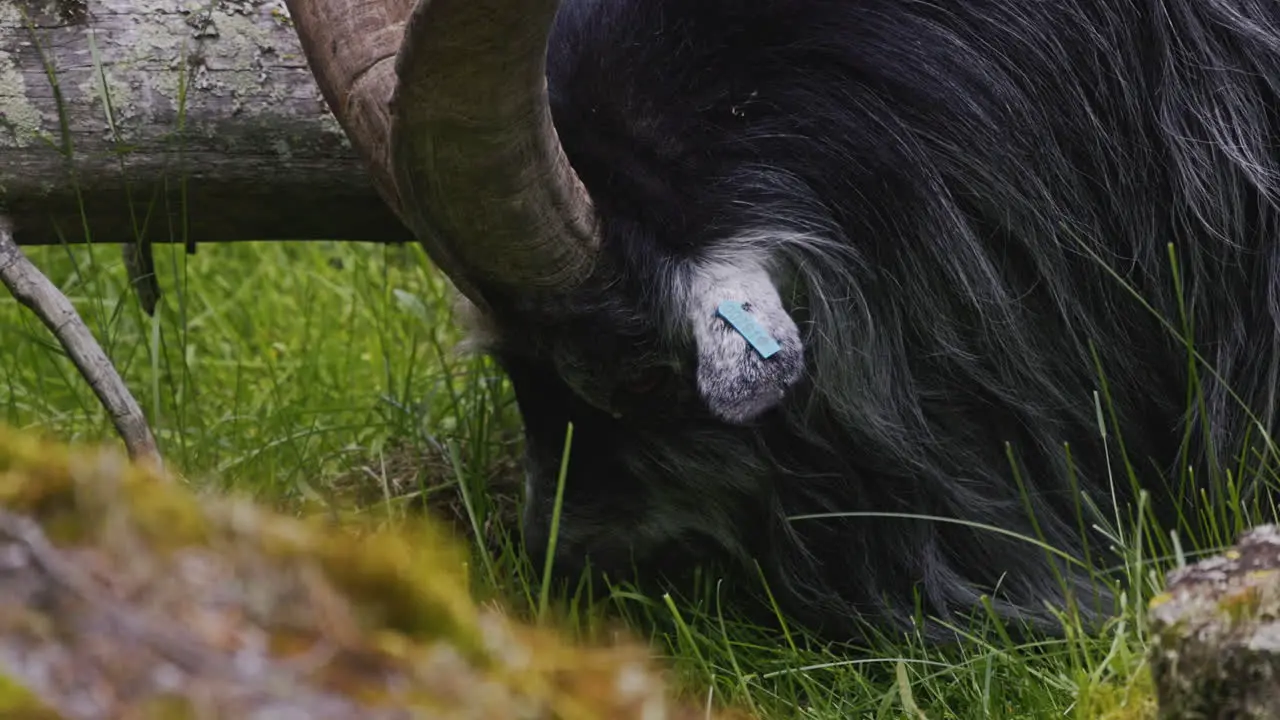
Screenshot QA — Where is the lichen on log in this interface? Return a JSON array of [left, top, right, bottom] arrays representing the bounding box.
[[0, 0, 407, 247], [0, 424, 748, 719], [1148, 524, 1280, 720]]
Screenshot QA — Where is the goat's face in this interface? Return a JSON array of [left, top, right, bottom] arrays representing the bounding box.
[[458, 245, 808, 582], [354, 0, 820, 581], [294, 0, 1280, 642]]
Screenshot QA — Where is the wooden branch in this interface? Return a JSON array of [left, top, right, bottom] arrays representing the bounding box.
[[0, 0, 409, 248], [1148, 524, 1280, 719], [0, 215, 161, 466]]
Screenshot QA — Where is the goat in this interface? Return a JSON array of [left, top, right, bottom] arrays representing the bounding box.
[[288, 0, 1280, 642]]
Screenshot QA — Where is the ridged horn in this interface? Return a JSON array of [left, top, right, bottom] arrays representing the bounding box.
[[389, 0, 601, 297]]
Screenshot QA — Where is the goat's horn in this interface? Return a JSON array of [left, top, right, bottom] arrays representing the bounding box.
[[390, 0, 601, 299]]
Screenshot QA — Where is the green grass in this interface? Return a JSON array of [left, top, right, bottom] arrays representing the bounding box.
[[9, 9, 1274, 717], [12, 3, 1280, 714], [11, 237, 1263, 720]]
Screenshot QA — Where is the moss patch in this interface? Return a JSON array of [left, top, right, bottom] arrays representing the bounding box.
[[1076, 666, 1158, 720], [0, 424, 750, 719]]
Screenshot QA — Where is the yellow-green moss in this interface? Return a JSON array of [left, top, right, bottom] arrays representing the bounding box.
[[1217, 584, 1263, 625], [0, 425, 749, 719], [0, 424, 486, 659], [126, 695, 199, 720], [0, 672, 62, 718], [1077, 665, 1158, 720]]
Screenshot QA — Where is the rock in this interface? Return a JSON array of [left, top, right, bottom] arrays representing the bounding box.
[[1148, 524, 1280, 720], [0, 424, 750, 719]]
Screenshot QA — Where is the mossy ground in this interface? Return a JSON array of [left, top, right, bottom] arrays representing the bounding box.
[[7, 239, 1270, 718], [0, 423, 747, 718]]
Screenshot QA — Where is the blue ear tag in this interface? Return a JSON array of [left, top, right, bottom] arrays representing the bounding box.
[[716, 300, 781, 359]]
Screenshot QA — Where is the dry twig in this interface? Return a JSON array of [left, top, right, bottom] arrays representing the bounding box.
[[0, 215, 161, 466]]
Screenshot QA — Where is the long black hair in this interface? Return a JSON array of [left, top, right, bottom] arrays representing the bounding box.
[[473, 0, 1280, 642]]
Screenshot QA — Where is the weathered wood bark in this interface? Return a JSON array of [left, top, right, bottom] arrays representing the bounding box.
[[1148, 524, 1280, 719], [0, 0, 407, 248]]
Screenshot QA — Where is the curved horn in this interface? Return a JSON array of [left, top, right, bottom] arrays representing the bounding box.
[[283, 0, 412, 221], [389, 0, 601, 297]]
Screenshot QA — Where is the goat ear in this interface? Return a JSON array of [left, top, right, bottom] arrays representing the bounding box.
[[684, 258, 804, 424]]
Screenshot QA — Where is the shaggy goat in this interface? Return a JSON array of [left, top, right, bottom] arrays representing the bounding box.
[[291, 0, 1280, 642]]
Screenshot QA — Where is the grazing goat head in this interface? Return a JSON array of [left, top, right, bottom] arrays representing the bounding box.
[[287, 0, 1280, 642]]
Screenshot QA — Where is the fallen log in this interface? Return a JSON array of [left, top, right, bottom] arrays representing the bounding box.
[[1, 0, 413, 457], [1148, 524, 1280, 719], [0, 0, 407, 248]]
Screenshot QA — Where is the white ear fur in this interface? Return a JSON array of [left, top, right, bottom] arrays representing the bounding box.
[[685, 254, 804, 423]]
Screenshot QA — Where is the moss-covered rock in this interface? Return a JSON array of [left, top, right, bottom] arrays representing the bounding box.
[[0, 424, 750, 719], [1148, 525, 1280, 720]]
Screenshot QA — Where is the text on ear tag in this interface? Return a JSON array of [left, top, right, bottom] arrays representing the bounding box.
[[716, 300, 781, 359]]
